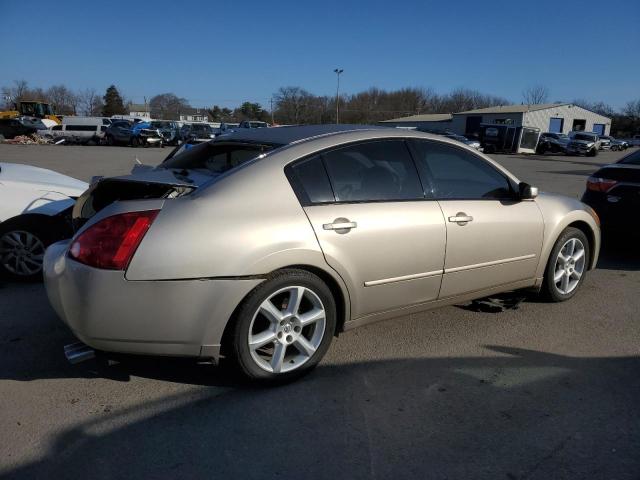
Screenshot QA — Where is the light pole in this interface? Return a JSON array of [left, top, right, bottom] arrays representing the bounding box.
[[334, 68, 343, 124], [270, 97, 275, 125]]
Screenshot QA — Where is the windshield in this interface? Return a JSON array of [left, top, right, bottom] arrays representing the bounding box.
[[574, 134, 595, 141], [151, 121, 169, 128], [162, 141, 279, 174]]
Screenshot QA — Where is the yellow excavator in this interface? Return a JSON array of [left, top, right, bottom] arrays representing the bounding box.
[[0, 101, 62, 124]]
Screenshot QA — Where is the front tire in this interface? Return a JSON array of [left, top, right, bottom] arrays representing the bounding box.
[[0, 217, 60, 282], [541, 227, 590, 302], [229, 269, 336, 382]]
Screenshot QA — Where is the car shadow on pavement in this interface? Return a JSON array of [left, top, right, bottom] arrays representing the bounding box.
[[2, 346, 639, 480], [540, 169, 596, 176]]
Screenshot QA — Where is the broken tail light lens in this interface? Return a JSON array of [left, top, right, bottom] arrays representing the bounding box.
[[586, 176, 618, 193], [69, 210, 159, 270]]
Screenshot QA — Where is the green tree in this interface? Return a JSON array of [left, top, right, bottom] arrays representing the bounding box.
[[207, 105, 223, 121], [102, 85, 126, 116], [233, 102, 268, 122]]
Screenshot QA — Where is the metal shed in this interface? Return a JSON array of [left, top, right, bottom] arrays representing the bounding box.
[[448, 103, 611, 138]]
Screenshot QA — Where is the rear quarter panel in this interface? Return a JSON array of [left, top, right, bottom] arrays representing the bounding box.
[[125, 157, 331, 281]]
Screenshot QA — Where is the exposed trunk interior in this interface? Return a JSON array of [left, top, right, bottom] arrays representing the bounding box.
[[72, 178, 195, 231]]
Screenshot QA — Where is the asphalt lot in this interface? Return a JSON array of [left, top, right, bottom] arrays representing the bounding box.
[[1, 144, 639, 479]]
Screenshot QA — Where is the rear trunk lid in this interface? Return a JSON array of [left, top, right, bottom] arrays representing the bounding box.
[[71, 167, 214, 231]]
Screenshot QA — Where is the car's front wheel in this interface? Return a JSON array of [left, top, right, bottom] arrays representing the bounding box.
[[0, 217, 58, 282], [541, 227, 590, 302], [229, 269, 336, 382]]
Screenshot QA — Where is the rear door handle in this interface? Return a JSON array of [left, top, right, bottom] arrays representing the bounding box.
[[323, 218, 357, 233], [448, 212, 473, 225]]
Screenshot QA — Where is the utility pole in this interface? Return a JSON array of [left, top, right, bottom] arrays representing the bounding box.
[[334, 68, 344, 124], [270, 97, 274, 124]]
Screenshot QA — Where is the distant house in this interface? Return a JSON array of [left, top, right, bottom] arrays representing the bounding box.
[[128, 103, 151, 119], [377, 113, 453, 131], [179, 107, 208, 123]]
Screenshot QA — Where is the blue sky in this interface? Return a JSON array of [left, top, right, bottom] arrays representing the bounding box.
[[2, 0, 639, 110]]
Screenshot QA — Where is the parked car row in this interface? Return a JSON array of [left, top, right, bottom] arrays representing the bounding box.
[[1, 113, 268, 146], [537, 131, 631, 156]]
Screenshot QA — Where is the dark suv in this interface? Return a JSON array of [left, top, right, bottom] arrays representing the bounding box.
[[537, 132, 570, 154], [0, 117, 41, 140], [180, 123, 216, 142], [104, 120, 134, 146]]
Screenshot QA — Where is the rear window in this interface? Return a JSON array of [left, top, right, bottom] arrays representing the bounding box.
[[595, 165, 640, 182], [162, 141, 278, 174]]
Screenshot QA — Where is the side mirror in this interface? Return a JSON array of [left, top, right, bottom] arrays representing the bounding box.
[[519, 182, 539, 200]]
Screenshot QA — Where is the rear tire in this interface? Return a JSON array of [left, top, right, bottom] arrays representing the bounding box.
[[228, 269, 336, 383], [541, 227, 590, 302]]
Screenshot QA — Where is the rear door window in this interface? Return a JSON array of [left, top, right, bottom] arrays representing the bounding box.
[[411, 140, 514, 199], [287, 156, 335, 204], [321, 140, 424, 202]]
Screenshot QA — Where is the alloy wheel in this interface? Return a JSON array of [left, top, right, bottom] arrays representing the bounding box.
[[248, 286, 326, 374], [553, 238, 586, 295], [0, 230, 46, 276]]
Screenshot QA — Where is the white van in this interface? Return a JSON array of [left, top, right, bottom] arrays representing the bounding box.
[[47, 117, 111, 144]]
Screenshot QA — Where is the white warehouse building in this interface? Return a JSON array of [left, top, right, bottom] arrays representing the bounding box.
[[379, 103, 612, 139], [448, 103, 611, 138]]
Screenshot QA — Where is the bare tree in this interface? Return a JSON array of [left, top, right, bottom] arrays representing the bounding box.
[[149, 93, 190, 120], [78, 88, 104, 116], [47, 85, 78, 115], [623, 99, 640, 119], [274, 86, 314, 124], [522, 85, 549, 104], [12, 80, 29, 101]]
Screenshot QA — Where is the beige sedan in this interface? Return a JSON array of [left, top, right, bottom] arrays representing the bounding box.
[[44, 125, 600, 382]]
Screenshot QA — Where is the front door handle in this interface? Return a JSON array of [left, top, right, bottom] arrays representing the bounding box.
[[323, 218, 357, 233], [448, 212, 473, 225]]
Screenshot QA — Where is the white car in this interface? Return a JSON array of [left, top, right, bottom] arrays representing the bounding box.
[[0, 163, 88, 281]]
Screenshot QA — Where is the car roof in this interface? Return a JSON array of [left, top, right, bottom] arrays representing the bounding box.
[[214, 124, 389, 145]]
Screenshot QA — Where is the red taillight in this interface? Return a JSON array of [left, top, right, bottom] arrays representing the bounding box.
[[586, 176, 618, 193], [69, 210, 159, 270]]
